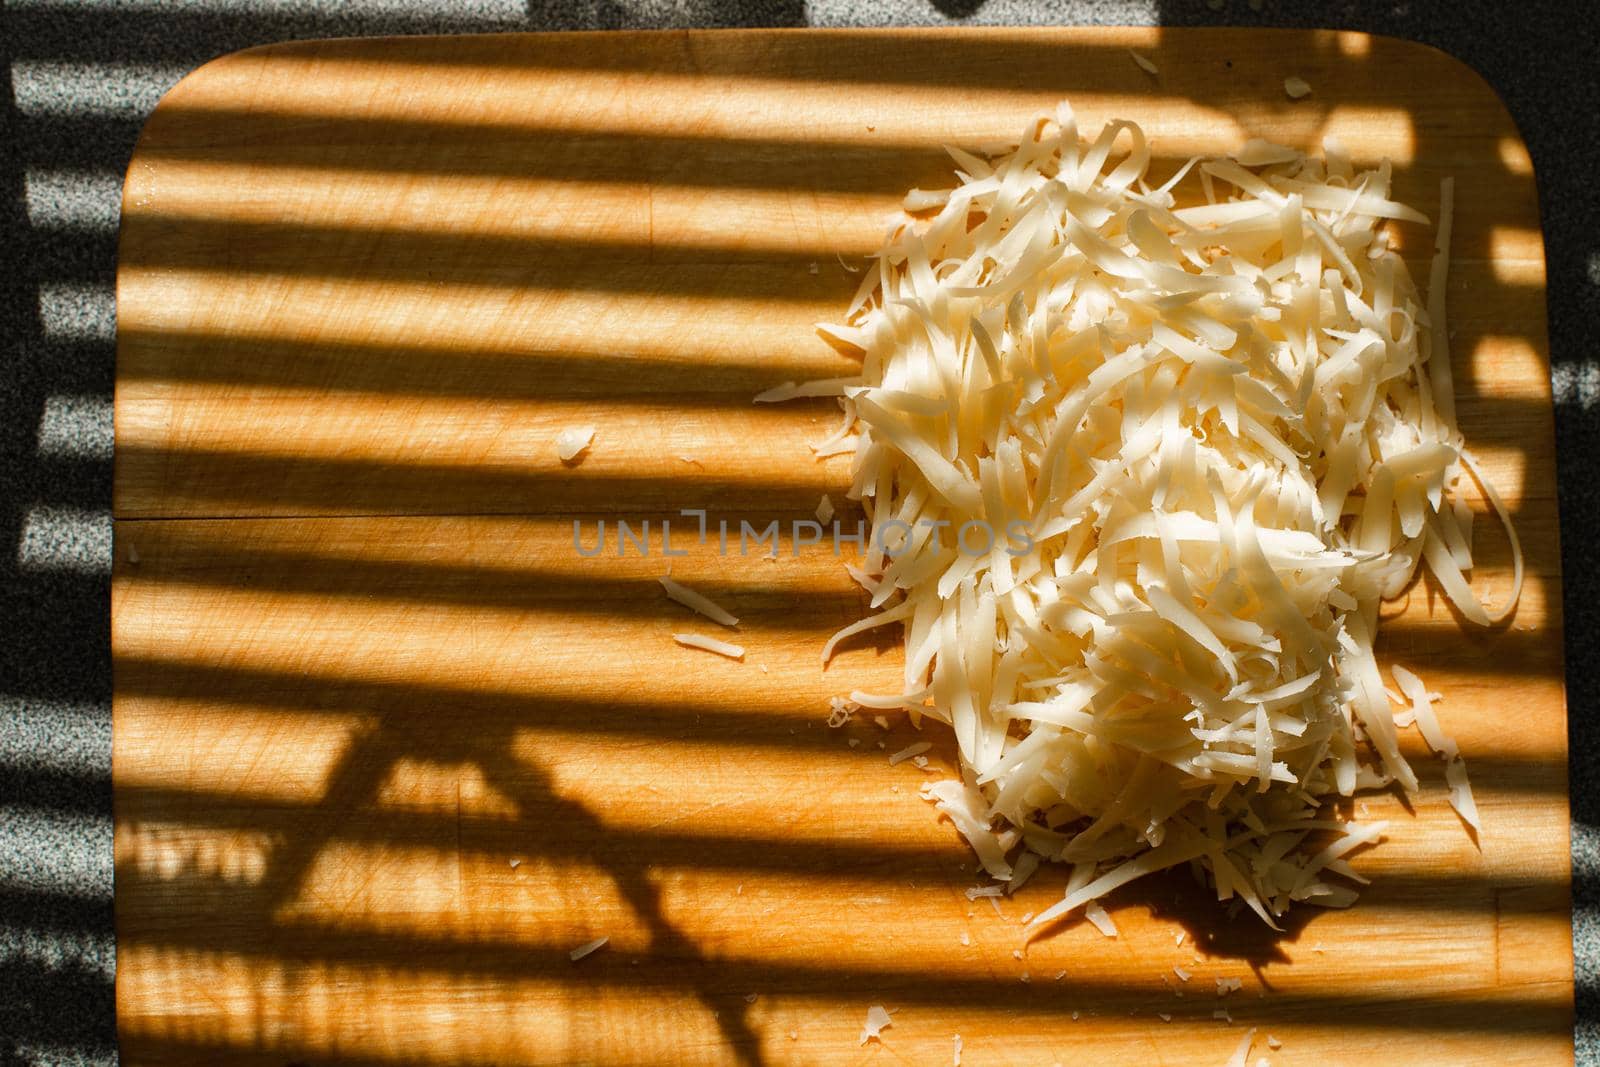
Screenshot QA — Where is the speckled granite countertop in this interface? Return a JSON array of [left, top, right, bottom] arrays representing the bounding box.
[[2, 2, 1595, 1063]]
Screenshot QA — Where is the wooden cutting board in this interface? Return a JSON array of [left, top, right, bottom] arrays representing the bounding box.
[[111, 27, 1570, 1065]]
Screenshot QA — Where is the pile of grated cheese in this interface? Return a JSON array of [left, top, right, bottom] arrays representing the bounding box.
[[785, 102, 1522, 932]]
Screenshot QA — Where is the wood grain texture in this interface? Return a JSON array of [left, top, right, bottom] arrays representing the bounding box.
[[112, 27, 1570, 1066]]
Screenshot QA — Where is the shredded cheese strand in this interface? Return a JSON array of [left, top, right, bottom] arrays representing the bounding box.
[[672, 633, 745, 660], [659, 575, 739, 627]]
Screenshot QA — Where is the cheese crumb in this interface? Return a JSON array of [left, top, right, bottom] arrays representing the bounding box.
[[555, 425, 595, 463], [858, 1004, 893, 1045], [1084, 902, 1119, 938]]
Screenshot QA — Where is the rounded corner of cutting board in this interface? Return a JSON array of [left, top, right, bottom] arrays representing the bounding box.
[[1360, 31, 1533, 146]]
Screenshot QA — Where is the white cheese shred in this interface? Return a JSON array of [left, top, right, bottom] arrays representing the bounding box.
[[568, 936, 608, 962], [672, 632, 745, 660], [1226, 1028, 1258, 1066], [770, 102, 1520, 940], [890, 741, 935, 765], [659, 575, 739, 627]]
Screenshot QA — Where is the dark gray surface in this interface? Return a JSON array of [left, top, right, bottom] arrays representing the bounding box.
[[2, 1, 1596, 1063]]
